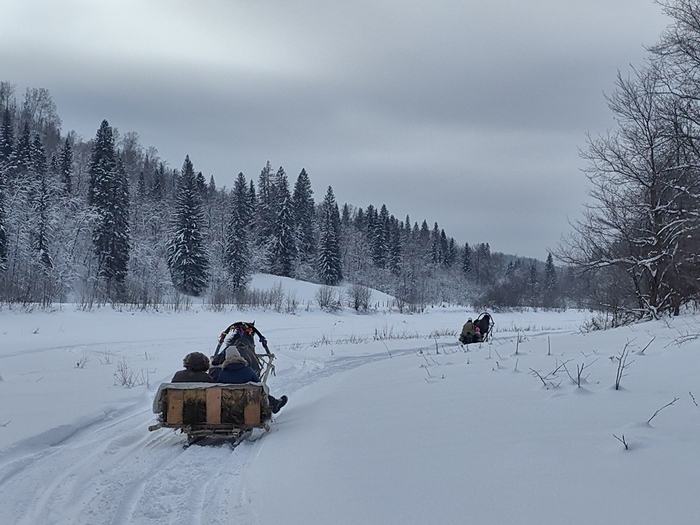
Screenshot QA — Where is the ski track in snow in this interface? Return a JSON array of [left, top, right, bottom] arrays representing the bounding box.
[[0, 337, 448, 524]]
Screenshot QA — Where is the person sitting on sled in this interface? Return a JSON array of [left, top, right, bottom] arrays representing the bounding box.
[[217, 346, 288, 413], [211, 321, 271, 376], [459, 318, 484, 344], [171, 352, 215, 383], [459, 318, 476, 344]]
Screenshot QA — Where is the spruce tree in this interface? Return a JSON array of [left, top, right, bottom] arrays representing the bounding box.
[[543, 253, 557, 308], [224, 172, 252, 291], [58, 138, 72, 194], [528, 263, 540, 306], [419, 220, 431, 252], [387, 215, 402, 273], [318, 186, 342, 285], [370, 204, 389, 268], [14, 122, 32, 181], [151, 163, 165, 201], [30, 135, 52, 269], [444, 237, 457, 268], [0, 108, 14, 166], [430, 222, 441, 264], [0, 165, 6, 272], [439, 229, 449, 267], [255, 161, 276, 243], [89, 120, 130, 291], [461, 242, 472, 277], [354, 207, 366, 231], [166, 155, 209, 296], [292, 168, 316, 261], [196, 171, 207, 200], [341, 203, 351, 228], [270, 168, 296, 276]]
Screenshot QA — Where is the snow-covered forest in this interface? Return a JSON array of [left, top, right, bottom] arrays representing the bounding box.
[[3, 2, 700, 322], [0, 84, 566, 312]]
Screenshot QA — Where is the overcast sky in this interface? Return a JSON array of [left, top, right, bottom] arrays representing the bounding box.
[[2, 0, 671, 259]]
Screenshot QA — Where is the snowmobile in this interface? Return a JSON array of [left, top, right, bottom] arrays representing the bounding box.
[[148, 322, 276, 448]]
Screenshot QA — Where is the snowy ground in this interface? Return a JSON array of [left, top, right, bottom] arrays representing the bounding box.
[[1, 275, 699, 524]]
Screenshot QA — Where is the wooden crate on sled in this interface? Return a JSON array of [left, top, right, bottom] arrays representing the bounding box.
[[149, 383, 272, 446]]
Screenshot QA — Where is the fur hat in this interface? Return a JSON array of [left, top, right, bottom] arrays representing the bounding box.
[[183, 352, 210, 372]]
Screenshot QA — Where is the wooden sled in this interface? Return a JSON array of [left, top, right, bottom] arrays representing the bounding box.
[[149, 382, 273, 448]]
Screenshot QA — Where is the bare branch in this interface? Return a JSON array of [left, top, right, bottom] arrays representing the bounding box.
[[647, 397, 680, 424], [637, 337, 656, 355], [613, 433, 629, 450]]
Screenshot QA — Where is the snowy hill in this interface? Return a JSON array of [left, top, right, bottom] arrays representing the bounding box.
[[1, 304, 698, 524], [248, 273, 397, 308]]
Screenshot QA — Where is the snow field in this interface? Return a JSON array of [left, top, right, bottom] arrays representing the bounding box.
[[0, 276, 698, 524]]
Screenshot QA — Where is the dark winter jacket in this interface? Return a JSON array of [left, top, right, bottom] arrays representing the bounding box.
[[171, 369, 215, 383], [209, 366, 222, 382], [217, 356, 261, 384]]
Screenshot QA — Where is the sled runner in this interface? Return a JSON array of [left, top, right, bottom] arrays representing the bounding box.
[[149, 381, 273, 448]]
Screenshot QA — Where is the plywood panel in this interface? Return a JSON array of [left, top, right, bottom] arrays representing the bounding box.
[[244, 390, 261, 426], [167, 389, 184, 425], [206, 387, 222, 424]]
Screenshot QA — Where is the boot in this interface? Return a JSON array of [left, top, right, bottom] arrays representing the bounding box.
[[272, 395, 288, 414]]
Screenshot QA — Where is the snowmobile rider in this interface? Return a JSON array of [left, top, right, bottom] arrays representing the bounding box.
[[217, 347, 288, 414], [171, 352, 215, 383]]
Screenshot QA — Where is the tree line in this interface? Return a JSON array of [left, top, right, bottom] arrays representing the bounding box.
[[0, 83, 568, 311]]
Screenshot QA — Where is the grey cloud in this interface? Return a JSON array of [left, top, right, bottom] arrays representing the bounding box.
[[2, 0, 670, 259]]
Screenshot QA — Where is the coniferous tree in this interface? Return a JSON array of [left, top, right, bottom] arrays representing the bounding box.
[[364, 204, 376, 242], [196, 171, 207, 201], [341, 203, 351, 228], [386, 215, 402, 274], [88, 120, 116, 207], [419, 220, 431, 253], [439, 230, 450, 267], [136, 171, 147, 200], [318, 186, 343, 285], [445, 237, 457, 268], [354, 207, 366, 231], [224, 172, 252, 291], [13, 122, 32, 182], [151, 163, 165, 201], [0, 165, 6, 272], [430, 223, 440, 264], [255, 161, 276, 243], [89, 120, 130, 292], [370, 204, 389, 268], [167, 155, 209, 296], [30, 135, 52, 269], [461, 242, 472, 276], [543, 252, 557, 308], [528, 263, 540, 306], [270, 168, 296, 277], [249, 179, 256, 208], [292, 168, 316, 262], [0, 108, 14, 166], [58, 138, 73, 194]]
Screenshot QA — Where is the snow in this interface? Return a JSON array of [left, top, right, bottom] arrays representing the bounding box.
[[1, 276, 699, 524]]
